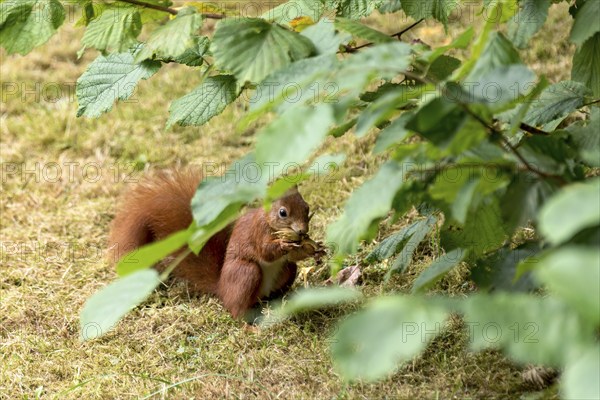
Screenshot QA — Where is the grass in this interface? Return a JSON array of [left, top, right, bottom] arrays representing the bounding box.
[[0, 2, 574, 399]]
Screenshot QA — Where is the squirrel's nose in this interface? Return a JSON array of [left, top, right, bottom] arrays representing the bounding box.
[[294, 226, 308, 236]]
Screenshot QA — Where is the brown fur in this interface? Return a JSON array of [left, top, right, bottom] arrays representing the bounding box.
[[108, 170, 315, 318]]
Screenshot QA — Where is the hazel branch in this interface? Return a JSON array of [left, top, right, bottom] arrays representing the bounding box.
[[341, 18, 425, 53], [115, 0, 226, 19]]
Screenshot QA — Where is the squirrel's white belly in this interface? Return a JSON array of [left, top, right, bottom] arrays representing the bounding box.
[[258, 256, 287, 297]]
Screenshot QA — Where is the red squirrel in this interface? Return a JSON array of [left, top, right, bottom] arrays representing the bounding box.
[[108, 170, 320, 319]]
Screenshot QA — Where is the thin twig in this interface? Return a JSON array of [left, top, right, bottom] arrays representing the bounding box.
[[404, 161, 550, 180], [116, 0, 177, 15], [499, 137, 566, 184], [343, 42, 373, 53], [391, 18, 425, 39], [400, 71, 566, 185], [115, 0, 226, 18], [582, 98, 600, 107], [457, 103, 566, 184], [341, 18, 425, 53], [519, 122, 549, 136], [202, 13, 226, 19]]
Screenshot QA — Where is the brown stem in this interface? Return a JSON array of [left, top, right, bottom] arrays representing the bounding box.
[[499, 137, 566, 184], [340, 18, 425, 53], [519, 122, 549, 136], [400, 71, 566, 185], [116, 0, 177, 15], [202, 13, 226, 19], [115, 0, 226, 18], [457, 103, 565, 184], [391, 19, 425, 39], [343, 42, 373, 53], [582, 98, 600, 107]]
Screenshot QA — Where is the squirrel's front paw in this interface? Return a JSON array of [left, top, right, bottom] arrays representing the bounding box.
[[276, 239, 300, 253]]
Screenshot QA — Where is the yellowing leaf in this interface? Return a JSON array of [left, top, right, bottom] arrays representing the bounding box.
[[290, 16, 315, 32]]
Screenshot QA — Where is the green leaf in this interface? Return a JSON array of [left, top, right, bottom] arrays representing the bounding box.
[[441, 198, 507, 257], [329, 118, 357, 138], [211, 18, 315, 83], [524, 80, 591, 127], [519, 135, 578, 177], [501, 173, 557, 234], [264, 175, 308, 205], [468, 65, 536, 109], [569, 108, 600, 166], [191, 154, 267, 227], [507, 0, 550, 49], [301, 18, 351, 55], [462, 293, 589, 366], [327, 161, 408, 257], [189, 204, 240, 253], [308, 152, 347, 175], [563, 346, 600, 400], [135, 9, 203, 62], [167, 75, 238, 128], [572, 32, 600, 97], [355, 91, 410, 137], [277, 287, 362, 315], [449, 116, 490, 155], [426, 55, 461, 81], [80, 269, 161, 340], [335, 17, 393, 44], [536, 246, 600, 326], [453, 1, 518, 80], [0, 0, 65, 55], [248, 41, 412, 124], [81, 4, 142, 53], [331, 296, 448, 381], [373, 111, 413, 153], [503, 76, 549, 136], [263, 152, 346, 205], [471, 244, 540, 292], [429, 165, 509, 224], [538, 178, 600, 245], [401, 0, 458, 25], [75, 1, 105, 27], [425, 27, 474, 63], [412, 248, 466, 293], [116, 229, 191, 277], [389, 215, 437, 275], [466, 32, 521, 81], [248, 54, 337, 114], [76, 48, 161, 118], [260, 286, 362, 327], [335, 0, 382, 19], [333, 42, 413, 95], [261, 0, 324, 25], [406, 97, 467, 147], [255, 104, 334, 177], [449, 178, 478, 225], [569, 0, 600, 46], [378, 0, 401, 13], [171, 36, 209, 67], [360, 82, 410, 103], [429, 162, 508, 225], [137, 0, 173, 24], [366, 217, 433, 264]]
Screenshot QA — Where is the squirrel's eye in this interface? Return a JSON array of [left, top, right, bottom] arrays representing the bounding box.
[[278, 207, 288, 218]]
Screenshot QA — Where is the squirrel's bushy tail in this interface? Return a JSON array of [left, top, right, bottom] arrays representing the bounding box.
[[107, 170, 201, 264], [107, 169, 227, 294]]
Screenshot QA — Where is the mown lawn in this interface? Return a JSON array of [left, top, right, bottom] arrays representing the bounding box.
[[1, 2, 573, 399]]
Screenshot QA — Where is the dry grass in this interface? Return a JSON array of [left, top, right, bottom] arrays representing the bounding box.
[[0, 2, 573, 399]]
